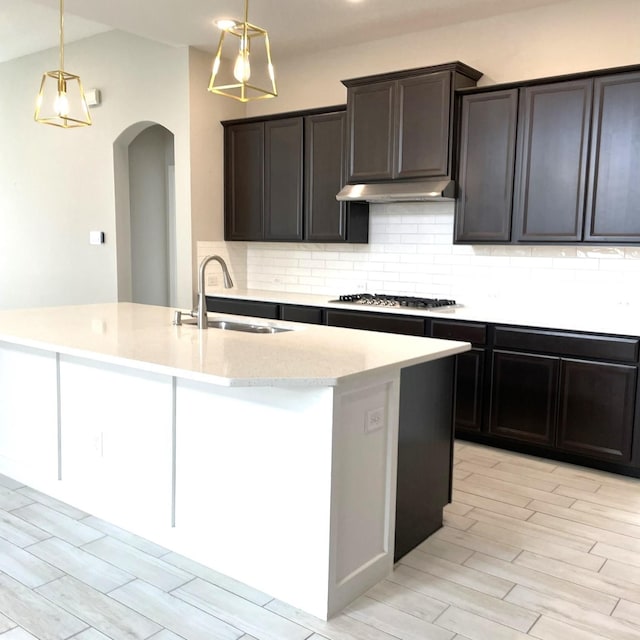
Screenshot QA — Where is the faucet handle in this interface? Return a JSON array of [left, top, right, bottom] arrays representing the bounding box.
[[172, 310, 182, 326]]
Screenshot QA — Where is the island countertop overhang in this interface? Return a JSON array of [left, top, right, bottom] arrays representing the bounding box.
[[0, 302, 470, 387]]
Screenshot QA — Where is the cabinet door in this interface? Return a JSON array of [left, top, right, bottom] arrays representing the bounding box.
[[489, 350, 559, 445], [557, 359, 637, 462], [224, 122, 264, 240], [585, 72, 640, 241], [347, 81, 395, 182], [455, 89, 518, 243], [513, 80, 592, 242], [396, 71, 451, 178], [264, 118, 304, 241], [305, 112, 348, 241], [453, 348, 485, 433]]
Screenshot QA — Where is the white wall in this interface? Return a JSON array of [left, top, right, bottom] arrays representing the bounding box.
[[0, 30, 193, 310], [200, 0, 640, 307]]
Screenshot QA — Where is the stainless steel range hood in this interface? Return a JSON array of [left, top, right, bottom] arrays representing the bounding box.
[[336, 179, 455, 203]]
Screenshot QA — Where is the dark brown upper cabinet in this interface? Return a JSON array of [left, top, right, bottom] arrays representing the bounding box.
[[456, 64, 640, 245], [304, 112, 368, 243], [346, 80, 396, 182], [224, 121, 264, 241], [223, 107, 368, 243], [455, 89, 518, 243], [585, 71, 640, 242], [264, 118, 304, 241], [513, 79, 593, 242], [343, 63, 482, 184]]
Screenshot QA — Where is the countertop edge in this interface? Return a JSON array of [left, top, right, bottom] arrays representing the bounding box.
[[0, 304, 469, 389]]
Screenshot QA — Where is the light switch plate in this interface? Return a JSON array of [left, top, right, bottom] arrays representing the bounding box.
[[89, 231, 105, 245]]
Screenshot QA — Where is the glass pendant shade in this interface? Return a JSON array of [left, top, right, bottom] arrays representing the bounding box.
[[208, 0, 277, 102], [35, 0, 91, 128]]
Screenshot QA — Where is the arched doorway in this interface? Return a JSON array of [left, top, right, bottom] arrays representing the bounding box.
[[113, 122, 177, 307]]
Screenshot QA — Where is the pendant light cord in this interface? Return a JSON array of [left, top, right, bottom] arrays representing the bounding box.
[[59, 0, 65, 71]]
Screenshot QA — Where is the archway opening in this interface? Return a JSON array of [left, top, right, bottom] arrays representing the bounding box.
[[113, 122, 177, 307]]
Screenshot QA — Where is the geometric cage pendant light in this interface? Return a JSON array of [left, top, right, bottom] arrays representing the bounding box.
[[208, 0, 277, 103], [34, 0, 92, 128]]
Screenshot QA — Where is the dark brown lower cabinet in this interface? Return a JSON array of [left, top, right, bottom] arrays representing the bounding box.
[[325, 309, 426, 335], [558, 358, 637, 462], [453, 349, 485, 433], [279, 304, 324, 325], [486, 337, 639, 471], [489, 351, 559, 446], [431, 320, 487, 434], [206, 296, 279, 319]]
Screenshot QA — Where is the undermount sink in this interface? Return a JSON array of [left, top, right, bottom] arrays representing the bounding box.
[[179, 317, 291, 334]]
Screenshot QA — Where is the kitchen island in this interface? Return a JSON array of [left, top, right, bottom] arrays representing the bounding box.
[[0, 302, 469, 620]]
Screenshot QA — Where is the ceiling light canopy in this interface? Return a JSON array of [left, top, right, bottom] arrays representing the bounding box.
[[34, 0, 91, 128], [208, 0, 277, 103]]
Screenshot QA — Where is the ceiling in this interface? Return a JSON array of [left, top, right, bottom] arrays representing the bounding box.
[[2, 0, 572, 64]]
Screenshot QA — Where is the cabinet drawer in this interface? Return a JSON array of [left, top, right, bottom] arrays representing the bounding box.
[[432, 321, 486, 345], [280, 304, 324, 325], [494, 327, 639, 363], [206, 297, 279, 320], [326, 310, 426, 336]]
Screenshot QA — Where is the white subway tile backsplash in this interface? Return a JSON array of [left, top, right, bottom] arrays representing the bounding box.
[[531, 246, 578, 258], [491, 246, 532, 257], [299, 259, 321, 268], [577, 247, 625, 259], [198, 202, 640, 304], [551, 257, 600, 270], [325, 260, 353, 270], [508, 257, 553, 268]]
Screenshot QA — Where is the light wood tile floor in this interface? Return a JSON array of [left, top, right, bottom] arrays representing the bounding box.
[[0, 441, 639, 639]]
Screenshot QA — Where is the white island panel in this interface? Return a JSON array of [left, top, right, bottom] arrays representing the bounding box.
[[171, 372, 400, 620], [0, 343, 58, 484], [58, 356, 174, 533]]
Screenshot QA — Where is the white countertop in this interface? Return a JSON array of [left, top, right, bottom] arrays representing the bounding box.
[[0, 303, 469, 387], [207, 289, 640, 337]]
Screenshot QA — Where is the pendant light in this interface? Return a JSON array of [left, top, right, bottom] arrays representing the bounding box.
[[35, 0, 92, 128], [208, 0, 277, 103]]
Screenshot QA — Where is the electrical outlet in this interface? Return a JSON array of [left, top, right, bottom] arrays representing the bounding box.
[[91, 432, 104, 457], [365, 407, 385, 433], [207, 274, 219, 287]]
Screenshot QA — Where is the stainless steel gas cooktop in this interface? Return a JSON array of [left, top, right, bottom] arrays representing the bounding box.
[[329, 293, 457, 308]]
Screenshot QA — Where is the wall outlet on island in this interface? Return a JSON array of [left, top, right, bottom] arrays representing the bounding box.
[[207, 275, 219, 287], [365, 407, 385, 433], [355, 282, 367, 292]]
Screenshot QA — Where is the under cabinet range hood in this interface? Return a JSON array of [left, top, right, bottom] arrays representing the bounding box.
[[336, 179, 456, 203]]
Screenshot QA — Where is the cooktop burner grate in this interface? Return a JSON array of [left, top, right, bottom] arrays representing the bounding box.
[[332, 293, 457, 308]]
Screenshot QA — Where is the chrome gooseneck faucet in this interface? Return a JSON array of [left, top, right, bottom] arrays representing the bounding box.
[[197, 255, 234, 329]]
